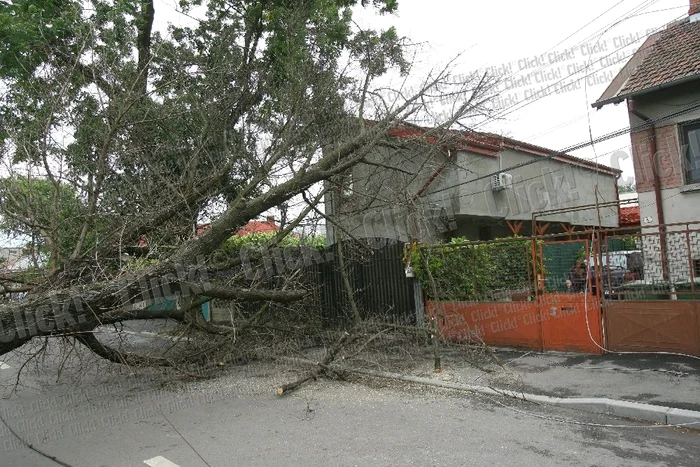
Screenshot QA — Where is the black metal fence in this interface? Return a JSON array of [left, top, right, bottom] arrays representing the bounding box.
[[207, 240, 417, 327], [317, 240, 416, 327]]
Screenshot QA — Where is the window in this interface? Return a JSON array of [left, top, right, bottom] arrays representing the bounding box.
[[334, 171, 354, 212], [681, 121, 700, 184]]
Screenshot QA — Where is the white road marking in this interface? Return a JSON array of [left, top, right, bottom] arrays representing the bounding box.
[[143, 456, 181, 467], [0, 362, 10, 370]]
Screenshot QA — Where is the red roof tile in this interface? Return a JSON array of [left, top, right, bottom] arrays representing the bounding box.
[[234, 220, 280, 236], [595, 18, 700, 107], [620, 19, 700, 96], [195, 219, 280, 237], [619, 206, 640, 226]]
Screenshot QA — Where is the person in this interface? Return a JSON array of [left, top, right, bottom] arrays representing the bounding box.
[[567, 259, 588, 292]]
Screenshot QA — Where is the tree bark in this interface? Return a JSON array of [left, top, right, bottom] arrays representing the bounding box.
[[136, 0, 155, 96], [276, 331, 352, 396]]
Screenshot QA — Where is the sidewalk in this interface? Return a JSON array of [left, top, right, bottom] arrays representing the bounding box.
[[439, 348, 700, 427]]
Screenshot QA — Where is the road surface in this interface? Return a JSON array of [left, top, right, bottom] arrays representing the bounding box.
[[1, 353, 698, 467]]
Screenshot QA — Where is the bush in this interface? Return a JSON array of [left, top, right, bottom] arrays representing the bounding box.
[[218, 232, 326, 255], [412, 236, 541, 300]]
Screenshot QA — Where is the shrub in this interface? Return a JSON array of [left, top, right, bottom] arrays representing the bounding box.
[[412, 236, 541, 301]]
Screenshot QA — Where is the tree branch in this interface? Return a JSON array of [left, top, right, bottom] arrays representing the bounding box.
[[190, 285, 307, 303], [74, 332, 172, 366]]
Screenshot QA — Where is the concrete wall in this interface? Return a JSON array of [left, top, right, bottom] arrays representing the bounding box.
[[324, 144, 458, 244], [454, 148, 619, 227], [638, 189, 700, 227], [452, 218, 512, 240], [325, 142, 620, 245]]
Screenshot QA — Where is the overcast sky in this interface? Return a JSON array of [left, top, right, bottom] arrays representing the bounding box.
[[352, 0, 690, 186], [153, 0, 689, 184]]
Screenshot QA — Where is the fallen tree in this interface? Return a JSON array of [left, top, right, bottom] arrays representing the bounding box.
[[0, 0, 496, 370]]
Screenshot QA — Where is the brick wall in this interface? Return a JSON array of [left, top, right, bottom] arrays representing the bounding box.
[[691, 0, 700, 16], [630, 123, 683, 193]]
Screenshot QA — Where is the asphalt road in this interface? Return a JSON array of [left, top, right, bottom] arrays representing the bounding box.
[[1, 354, 699, 467]]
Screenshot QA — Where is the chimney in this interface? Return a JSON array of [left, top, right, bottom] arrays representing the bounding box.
[[691, 0, 700, 17], [266, 215, 276, 224]]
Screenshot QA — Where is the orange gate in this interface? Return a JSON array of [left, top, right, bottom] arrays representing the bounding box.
[[427, 293, 603, 354], [600, 222, 700, 356], [422, 233, 604, 354]]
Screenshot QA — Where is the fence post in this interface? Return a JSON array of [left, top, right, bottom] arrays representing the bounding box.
[[531, 236, 545, 351], [413, 278, 425, 328]]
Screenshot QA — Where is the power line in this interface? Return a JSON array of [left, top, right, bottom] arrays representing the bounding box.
[[478, 0, 654, 96], [338, 124, 661, 218], [425, 99, 700, 197], [472, 9, 684, 130], [544, 0, 632, 53], [522, 6, 688, 143]]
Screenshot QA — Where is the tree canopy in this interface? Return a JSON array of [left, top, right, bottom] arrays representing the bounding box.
[[0, 0, 495, 367]]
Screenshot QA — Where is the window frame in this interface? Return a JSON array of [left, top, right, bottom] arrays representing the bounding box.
[[680, 120, 700, 185], [333, 171, 355, 213]]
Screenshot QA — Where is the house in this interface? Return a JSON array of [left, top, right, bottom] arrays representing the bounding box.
[[195, 216, 280, 237], [325, 124, 622, 244], [593, 0, 700, 283]]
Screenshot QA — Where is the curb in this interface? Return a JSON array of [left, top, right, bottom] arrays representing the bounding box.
[[525, 394, 700, 427], [337, 367, 700, 428]]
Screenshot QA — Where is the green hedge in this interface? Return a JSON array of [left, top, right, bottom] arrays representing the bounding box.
[[218, 232, 326, 255], [412, 236, 542, 300]]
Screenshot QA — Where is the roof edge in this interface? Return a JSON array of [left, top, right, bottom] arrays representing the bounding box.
[[592, 32, 663, 109], [593, 74, 700, 109], [498, 139, 622, 176], [386, 123, 621, 175]]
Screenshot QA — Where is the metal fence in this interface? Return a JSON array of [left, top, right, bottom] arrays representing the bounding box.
[[206, 240, 416, 327], [596, 222, 700, 300], [318, 240, 416, 326]]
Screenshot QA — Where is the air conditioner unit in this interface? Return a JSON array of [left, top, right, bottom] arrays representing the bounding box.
[[492, 172, 513, 191]]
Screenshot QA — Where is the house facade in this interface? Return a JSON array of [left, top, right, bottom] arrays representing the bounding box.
[[593, 0, 700, 283], [325, 125, 621, 245]]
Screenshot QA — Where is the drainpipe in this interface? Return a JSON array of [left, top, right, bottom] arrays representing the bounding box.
[[412, 148, 456, 202], [629, 101, 669, 281], [411, 148, 457, 241]]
